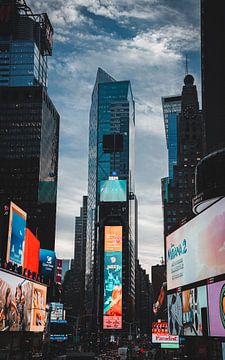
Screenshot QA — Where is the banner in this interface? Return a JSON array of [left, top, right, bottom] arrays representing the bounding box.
[[103, 226, 122, 329], [167, 197, 225, 290], [0, 269, 47, 332], [152, 321, 178, 344]]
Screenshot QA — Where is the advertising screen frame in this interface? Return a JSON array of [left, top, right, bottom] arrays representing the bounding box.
[[100, 180, 127, 202], [0, 269, 47, 332], [103, 226, 122, 330], [166, 197, 225, 290], [39, 249, 56, 280], [7, 202, 27, 266]]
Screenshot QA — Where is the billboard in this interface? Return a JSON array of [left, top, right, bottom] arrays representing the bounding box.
[[50, 303, 64, 322], [0, 269, 47, 332], [100, 180, 127, 202], [182, 285, 208, 336], [152, 321, 179, 344], [166, 197, 225, 290], [167, 293, 183, 335], [23, 228, 40, 274], [39, 249, 56, 280], [152, 265, 167, 321], [7, 202, 27, 266], [103, 226, 122, 330], [208, 280, 225, 337]]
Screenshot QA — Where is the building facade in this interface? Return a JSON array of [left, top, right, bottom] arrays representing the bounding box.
[[162, 75, 205, 249], [85, 68, 136, 332], [0, 0, 59, 251]]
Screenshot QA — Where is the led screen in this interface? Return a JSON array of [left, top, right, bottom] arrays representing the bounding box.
[[166, 197, 225, 290], [39, 249, 56, 280], [0, 269, 47, 332], [182, 286, 208, 336], [152, 321, 178, 344], [50, 303, 64, 322], [103, 226, 122, 329], [167, 293, 183, 335], [7, 202, 27, 266], [100, 180, 127, 202], [23, 228, 40, 274], [208, 280, 225, 337]]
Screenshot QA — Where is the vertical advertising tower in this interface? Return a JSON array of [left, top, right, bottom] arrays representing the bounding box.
[[0, 0, 59, 252], [86, 68, 136, 333]]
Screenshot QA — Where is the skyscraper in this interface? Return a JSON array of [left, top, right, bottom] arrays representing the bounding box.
[[0, 0, 59, 252], [86, 68, 136, 331], [162, 75, 204, 245]]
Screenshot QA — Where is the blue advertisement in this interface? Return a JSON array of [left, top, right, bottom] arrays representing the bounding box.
[[100, 180, 127, 202], [39, 249, 56, 280], [8, 202, 27, 266]]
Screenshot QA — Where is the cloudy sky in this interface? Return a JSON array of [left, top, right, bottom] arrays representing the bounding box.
[[28, 0, 201, 276]]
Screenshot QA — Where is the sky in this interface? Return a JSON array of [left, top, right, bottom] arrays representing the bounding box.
[[27, 0, 201, 276]]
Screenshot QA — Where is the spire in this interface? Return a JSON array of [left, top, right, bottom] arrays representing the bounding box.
[[185, 54, 189, 75]]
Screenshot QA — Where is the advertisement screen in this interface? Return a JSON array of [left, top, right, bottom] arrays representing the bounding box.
[[39, 249, 56, 280], [152, 321, 179, 344], [208, 280, 225, 337], [103, 226, 122, 330], [23, 228, 40, 274], [0, 269, 47, 332], [182, 286, 208, 336], [7, 202, 27, 266], [167, 293, 183, 335], [152, 265, 167, 321], [166, 197, 225, 290], [100, 180, 127, 202], [50, 303, 64, 322]]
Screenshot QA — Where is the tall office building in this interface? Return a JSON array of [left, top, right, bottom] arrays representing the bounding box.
[[162, 75, 204, 245], [85, 68, 136, 331], [73, 195, 87, 317], [0, 0, 59, 251]]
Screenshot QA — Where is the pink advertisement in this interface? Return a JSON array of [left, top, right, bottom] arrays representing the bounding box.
[[208, 280, 225, 337], [166, 197, 225, 290]]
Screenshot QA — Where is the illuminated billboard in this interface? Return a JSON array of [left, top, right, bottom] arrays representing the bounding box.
[[208, 280, 225, 337], [0, 269, 47, 332], [166, 197, 225, 290], [7, 202, 27, 266], [39, 249, 56, 280], [167, 293, 183, 335], [152, 321, 179, 344], [50, 303, 64, 322], [100, 180, 127, 202], [182, 285, 208, 336], [103, 226, 122, 330], [23, 228, 40, 274]]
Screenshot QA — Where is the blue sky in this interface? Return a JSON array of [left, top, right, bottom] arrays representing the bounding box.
[[27, 0, 201, 274]]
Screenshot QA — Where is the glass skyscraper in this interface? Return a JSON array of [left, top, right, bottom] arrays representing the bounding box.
[[0, 0, 59, 252], [86, 68, 136, 330]]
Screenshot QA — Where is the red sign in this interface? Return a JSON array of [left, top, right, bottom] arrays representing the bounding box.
[[103, 316, 122, 329], [152, 321, 179, 344], [23, 228, 40, 274]]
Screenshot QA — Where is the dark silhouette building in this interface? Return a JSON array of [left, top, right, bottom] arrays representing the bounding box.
[[135, 260, 152, 335], [162, 74, 205, 250], [0, 0, 59, 251]]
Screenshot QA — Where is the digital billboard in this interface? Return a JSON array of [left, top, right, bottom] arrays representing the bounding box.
[[103, 226, 122, 330], [152, 321, 179, 344], [23, 228, 40, 274], [0, 269, 47, 332], [167, 293, 183, 335], [166, 197, 225, 290], [182, 285, 208, 336], [152, 265, 167, 321], [39, 249, 56, 280], [100, 180, 127, 202], [208, 280, 225, 337], [50, 303, 64, 322], [7, 202, 27, 266]]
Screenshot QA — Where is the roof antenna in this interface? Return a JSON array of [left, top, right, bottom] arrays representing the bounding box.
[[185, 54, 189, 75]]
